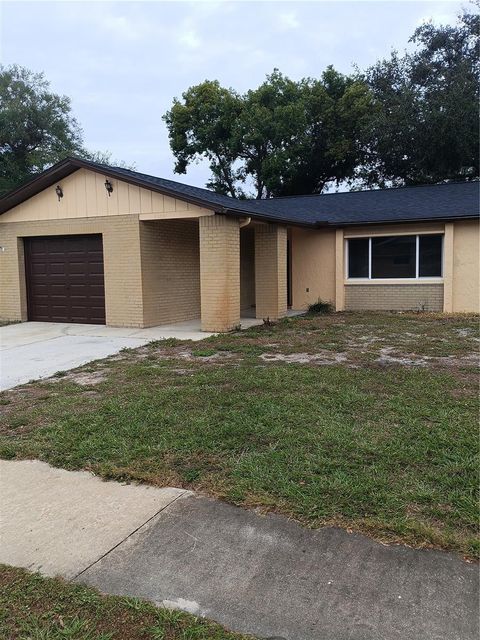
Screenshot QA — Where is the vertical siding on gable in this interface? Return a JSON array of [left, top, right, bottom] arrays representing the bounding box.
[[0, 168, 213, 223]]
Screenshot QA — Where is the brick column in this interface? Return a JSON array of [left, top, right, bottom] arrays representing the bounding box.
[[199, 214, 240, 332], [255, 224, 287, 320]]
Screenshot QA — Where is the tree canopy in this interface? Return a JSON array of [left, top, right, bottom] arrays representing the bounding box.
[[0, 65, 130, 196], [0, 65, 83, 195], [164, 68, 372, 198], [1, 8, 478, 198], [360, 8, 479, 187], [165, 7, 479, 196]]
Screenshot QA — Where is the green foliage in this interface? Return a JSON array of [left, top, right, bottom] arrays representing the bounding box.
[[163, 68, 372, 197], [164, 8, 479, 194], [163, 80, 243, 197], [360, 8, 479, 186], [0, 65, 132, 195], [307, 299, 333, 314], [0, 65, 83, 195]]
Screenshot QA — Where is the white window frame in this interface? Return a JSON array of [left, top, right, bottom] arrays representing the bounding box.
[[345, 233, 444, 282]]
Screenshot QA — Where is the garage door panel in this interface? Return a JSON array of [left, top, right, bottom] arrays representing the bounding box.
[[25, 235, 105, 324]]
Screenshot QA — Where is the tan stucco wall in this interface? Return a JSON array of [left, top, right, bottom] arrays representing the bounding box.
[[0, 168, 213, 223], [290, 227, 336, 309], [452, 219, 479, 313], [139, 219, 201, 327], [0, 216, 145, 326], [240, 228, 255, 312], [290, 220, 479, 314]]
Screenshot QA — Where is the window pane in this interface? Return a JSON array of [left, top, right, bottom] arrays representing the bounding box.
[[371, 236, 416, 278], [419, 235, 442, 277], [348, 238, 369, 278]]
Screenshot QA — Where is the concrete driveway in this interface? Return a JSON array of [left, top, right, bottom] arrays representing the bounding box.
[[0, 320, 216, 391], [1, 459, 478, 640]]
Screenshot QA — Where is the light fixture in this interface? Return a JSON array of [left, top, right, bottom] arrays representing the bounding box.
[[104, 179, 113, 196], [55, 185, 63, 201]]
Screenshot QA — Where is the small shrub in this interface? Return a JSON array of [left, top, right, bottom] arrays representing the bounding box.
[[262, 317, 277, 326], [307, 299, 333, 314]]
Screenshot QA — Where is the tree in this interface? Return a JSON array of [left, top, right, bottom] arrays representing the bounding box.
[[163, 80, 244, 197], [360, 8, 479, 186], [163, 69, 373, 198], [0, 65, 132, 196], [0, 65, 83, 194]]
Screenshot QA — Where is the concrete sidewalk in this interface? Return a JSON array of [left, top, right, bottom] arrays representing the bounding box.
[[1, 459, 478, 640]]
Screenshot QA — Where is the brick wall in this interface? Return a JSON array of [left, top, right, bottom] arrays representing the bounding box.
[[0, 215, 145, 326], [139, 219, 201, 326], [255, 224, 288, 320], [199, 215, 240, 332], [345, 284, 444, 311]]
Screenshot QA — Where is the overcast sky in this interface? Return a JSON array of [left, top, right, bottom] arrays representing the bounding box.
[[1, 0, 465, 188]]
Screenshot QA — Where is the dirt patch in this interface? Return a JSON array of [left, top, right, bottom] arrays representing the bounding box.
[[260, 351, 348, 365], [376, 347, 479, 368], [67, 371, 107, 386], [376, 347, 429, 367]]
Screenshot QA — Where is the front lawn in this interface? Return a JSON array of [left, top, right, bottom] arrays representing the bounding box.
[[0, 311, 478, 555], [0, 565, 252, 640]]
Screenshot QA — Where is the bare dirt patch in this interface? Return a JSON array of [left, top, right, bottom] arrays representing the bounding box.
[[376, 347, 479, 368], [260, 351, 348, 365], [62, 370, 107, 386]]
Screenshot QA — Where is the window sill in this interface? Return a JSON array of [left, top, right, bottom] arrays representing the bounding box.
[[344, 279, 444, 285]]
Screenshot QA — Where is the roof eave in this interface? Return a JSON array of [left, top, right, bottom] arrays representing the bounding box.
[[321, 214, 479, 228]]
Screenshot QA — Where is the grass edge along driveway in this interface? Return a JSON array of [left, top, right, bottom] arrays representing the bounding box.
[[0, 564, 255, 640]]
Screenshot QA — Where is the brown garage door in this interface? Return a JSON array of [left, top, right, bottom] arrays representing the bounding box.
[[25, 235, 106, 324]]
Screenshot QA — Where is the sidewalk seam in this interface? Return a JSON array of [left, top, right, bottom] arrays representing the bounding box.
[[71, 490, 189, 582]]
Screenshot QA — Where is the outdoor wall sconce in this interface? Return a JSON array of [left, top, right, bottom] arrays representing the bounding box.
[[104, 179, 114, 196], [55, 185, 63, 201]]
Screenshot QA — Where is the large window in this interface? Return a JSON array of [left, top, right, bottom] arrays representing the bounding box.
[[347, 234, 443, 280]]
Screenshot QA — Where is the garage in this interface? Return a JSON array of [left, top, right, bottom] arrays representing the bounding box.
[[24, 234, 105, 324]]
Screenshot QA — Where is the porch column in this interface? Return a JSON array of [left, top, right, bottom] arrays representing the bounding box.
[[255, 224, 288, 320], [199, 214, 240, 332]]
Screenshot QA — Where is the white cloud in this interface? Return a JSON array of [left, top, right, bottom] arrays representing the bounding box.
[[277, 11, 300, 31], [179, 28, 202, 49]]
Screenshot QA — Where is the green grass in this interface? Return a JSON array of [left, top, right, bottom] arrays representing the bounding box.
[[0, 565, 253, 639], [0, 311, 478, 555]]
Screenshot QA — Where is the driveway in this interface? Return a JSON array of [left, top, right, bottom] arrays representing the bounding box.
[[0, 320, 216, 390], [1, 459, 478, 640]]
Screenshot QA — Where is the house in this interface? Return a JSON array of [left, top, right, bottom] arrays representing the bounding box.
[[0, 158, 478, 331]]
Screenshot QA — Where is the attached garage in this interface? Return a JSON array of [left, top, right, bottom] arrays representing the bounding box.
[[24, 234, 105, 324]]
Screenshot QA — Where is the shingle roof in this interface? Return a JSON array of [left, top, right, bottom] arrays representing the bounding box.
[[1, 157, 478, 227]]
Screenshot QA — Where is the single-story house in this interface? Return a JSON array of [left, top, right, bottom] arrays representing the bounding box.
[[0, 158, 478, 331]]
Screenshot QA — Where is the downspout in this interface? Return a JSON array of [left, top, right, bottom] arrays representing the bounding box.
[[239, 216, 252, 229]]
